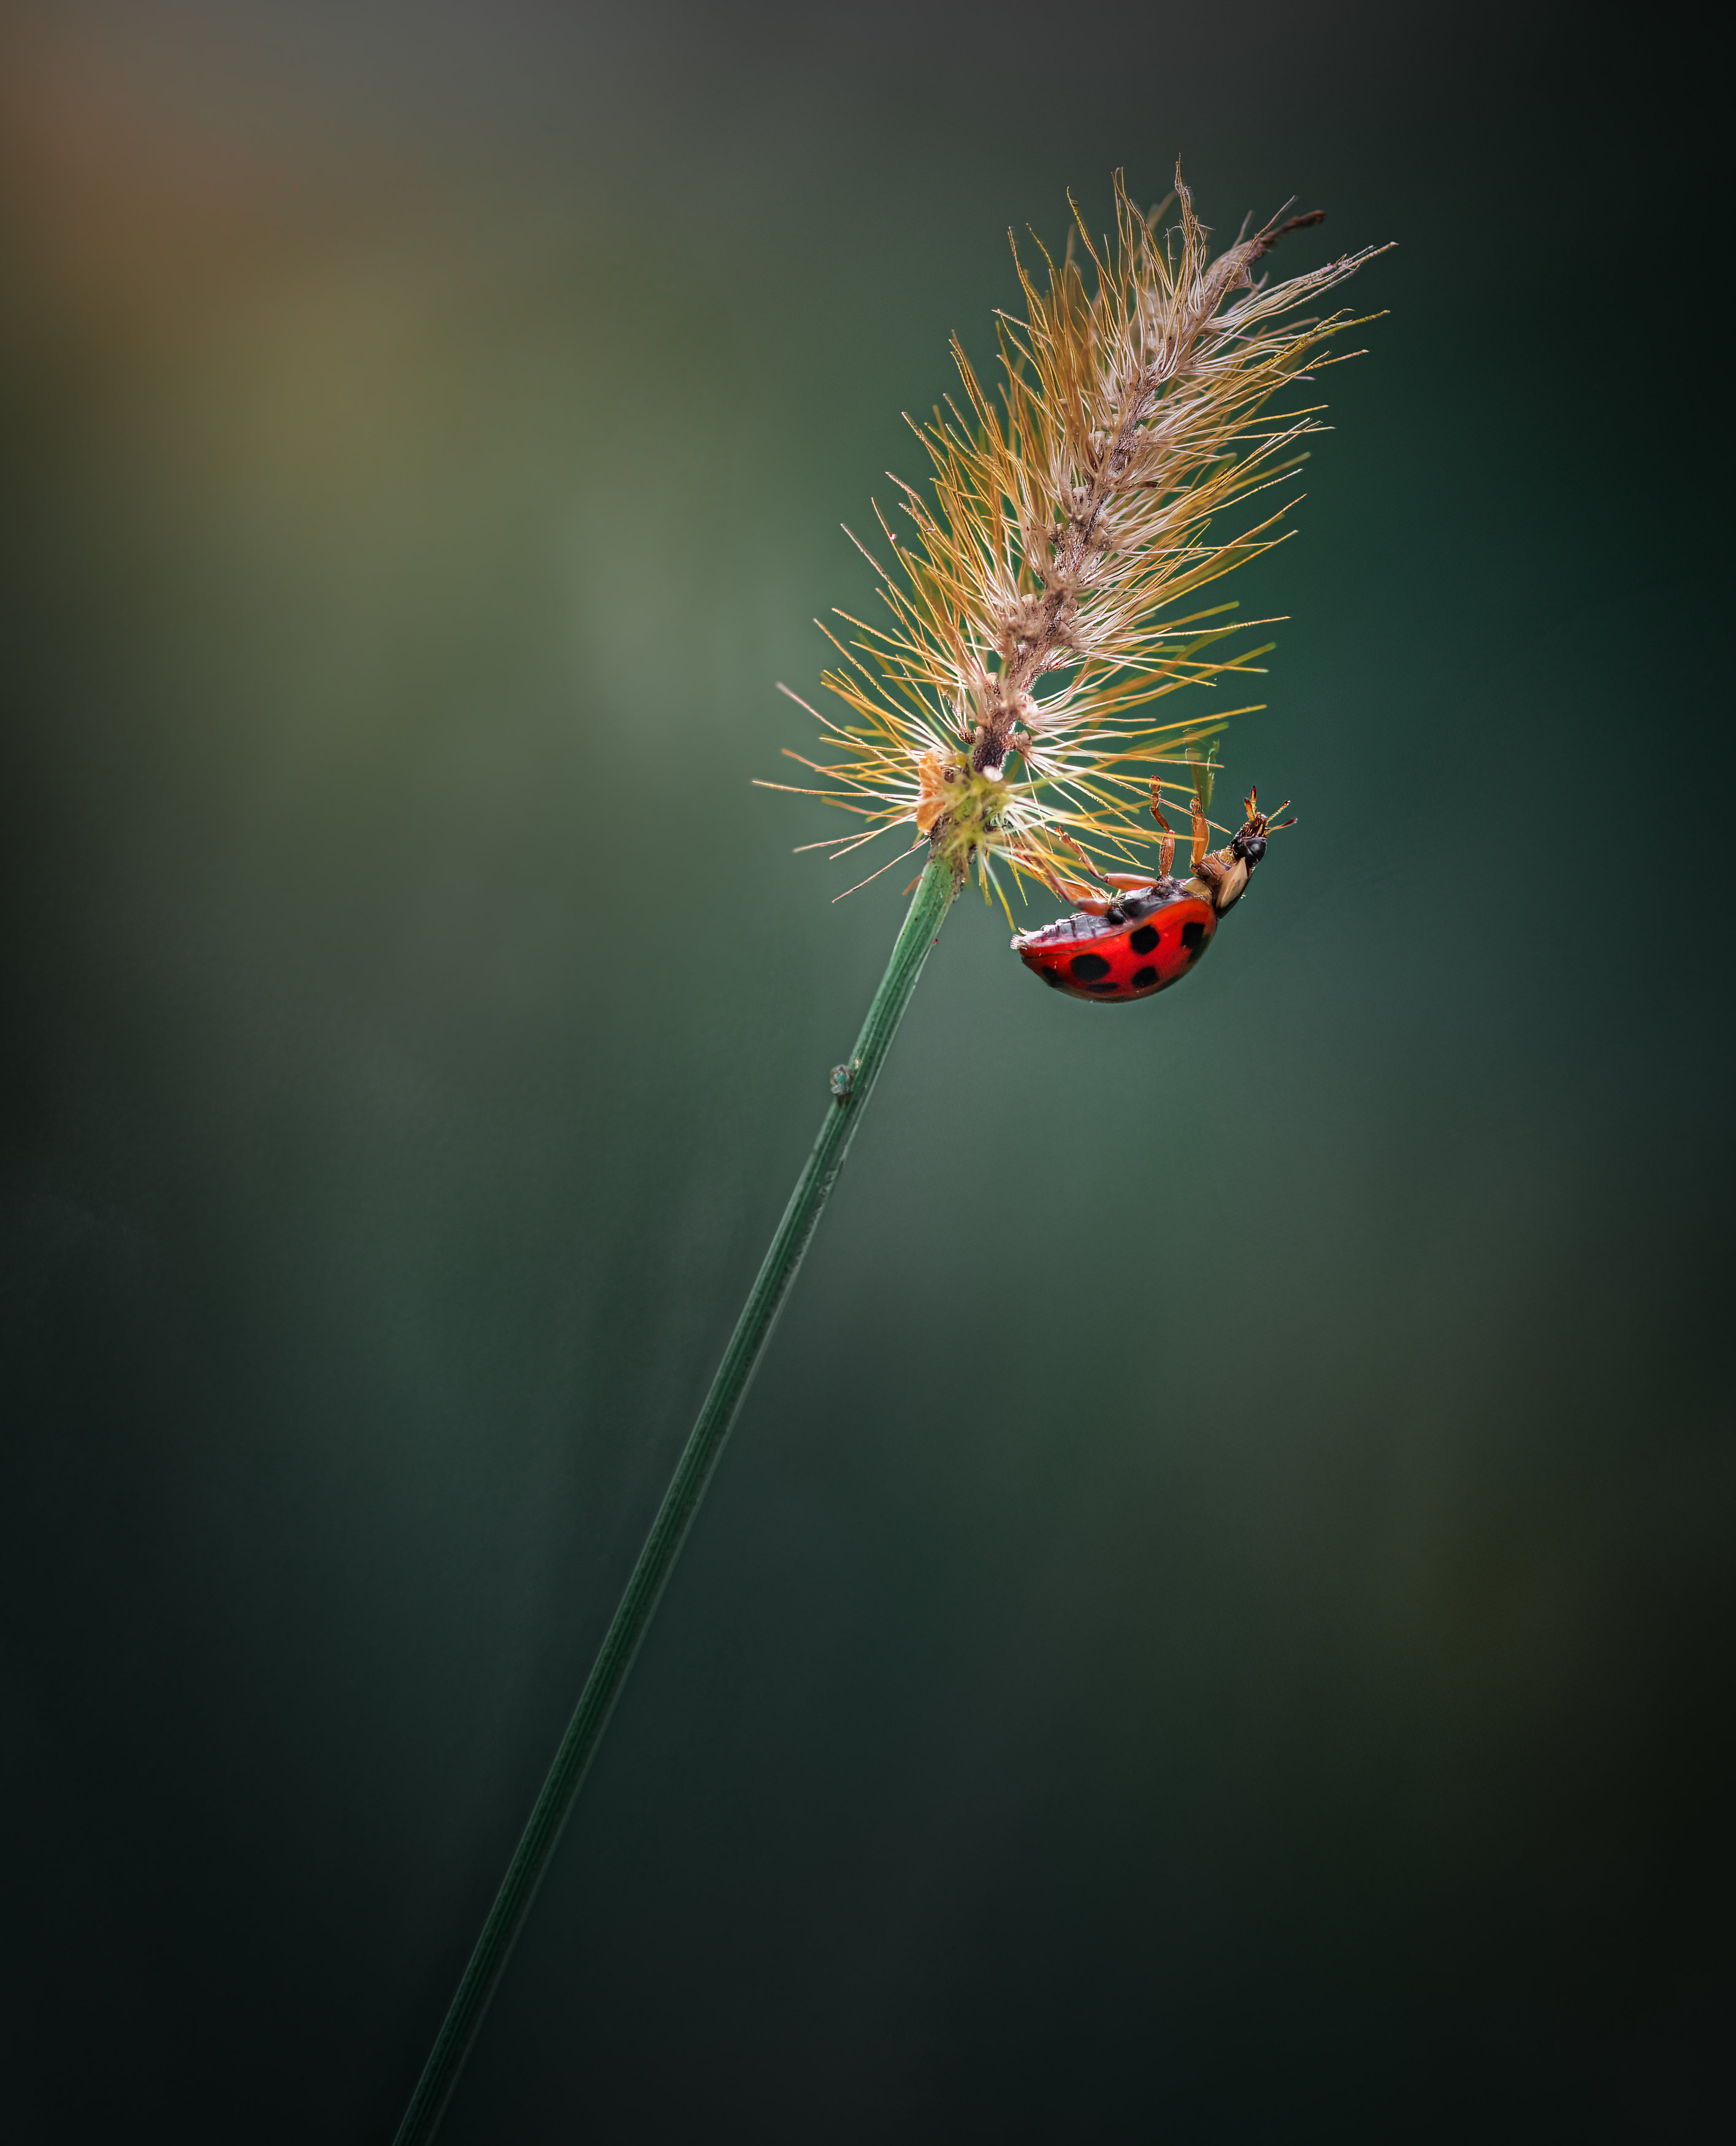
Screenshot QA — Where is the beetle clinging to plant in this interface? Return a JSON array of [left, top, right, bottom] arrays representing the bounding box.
[[1011, 781, 1295, 1002]]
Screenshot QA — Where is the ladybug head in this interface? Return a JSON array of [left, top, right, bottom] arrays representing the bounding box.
[[1180, 782, 1299, 917], [1228, 785, 1296, 868]]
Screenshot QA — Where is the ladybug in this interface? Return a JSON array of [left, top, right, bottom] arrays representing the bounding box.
[[1014, 786, 1293, 1004]]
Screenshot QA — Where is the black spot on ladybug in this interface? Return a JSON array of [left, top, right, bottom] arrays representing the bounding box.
[[1128, 923, 1160, 955], [1131, 964, 1158, 989], [1181, 920, 1206, 952], [1069, 953, 1112, 981], [1087, 980, 1120, 993], [1039, 966, 1066, 989]]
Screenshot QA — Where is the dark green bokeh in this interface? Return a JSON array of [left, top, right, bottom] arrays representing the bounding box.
[[1, 5, 1726, 2140]]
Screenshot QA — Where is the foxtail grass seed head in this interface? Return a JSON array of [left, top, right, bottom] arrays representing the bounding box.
[[759, 168, 1386, 917]]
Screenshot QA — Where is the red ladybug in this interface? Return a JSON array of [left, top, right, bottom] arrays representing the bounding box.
[[1014, 786, 1293, 1004]]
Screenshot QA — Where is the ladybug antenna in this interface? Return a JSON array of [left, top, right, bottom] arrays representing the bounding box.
[[1239, 789, 1296, 837]]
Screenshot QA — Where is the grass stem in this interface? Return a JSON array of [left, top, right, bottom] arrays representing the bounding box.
[[393, 855, 957, 2144]]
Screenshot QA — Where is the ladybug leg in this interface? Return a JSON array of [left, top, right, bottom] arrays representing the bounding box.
[[1189, 796, 1209, 869], [1149, 785, 1176, 877]]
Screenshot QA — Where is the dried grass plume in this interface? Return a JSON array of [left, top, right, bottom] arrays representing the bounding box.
[[761, 166, 1386, 912]]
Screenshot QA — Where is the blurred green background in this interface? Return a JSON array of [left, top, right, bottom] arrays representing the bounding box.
[[1, 3, 1726, 2140]]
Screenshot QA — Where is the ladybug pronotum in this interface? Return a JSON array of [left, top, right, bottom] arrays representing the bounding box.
[[1013, 786, 1293, 1004]]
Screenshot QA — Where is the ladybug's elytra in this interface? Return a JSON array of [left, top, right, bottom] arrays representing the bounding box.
[[1014, 786, 1293, 1004]]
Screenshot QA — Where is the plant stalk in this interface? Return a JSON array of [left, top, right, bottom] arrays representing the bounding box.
[[394, 855, 957, 2145]]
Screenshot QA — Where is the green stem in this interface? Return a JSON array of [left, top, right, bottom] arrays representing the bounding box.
[[393, 855, 957, 2145]]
